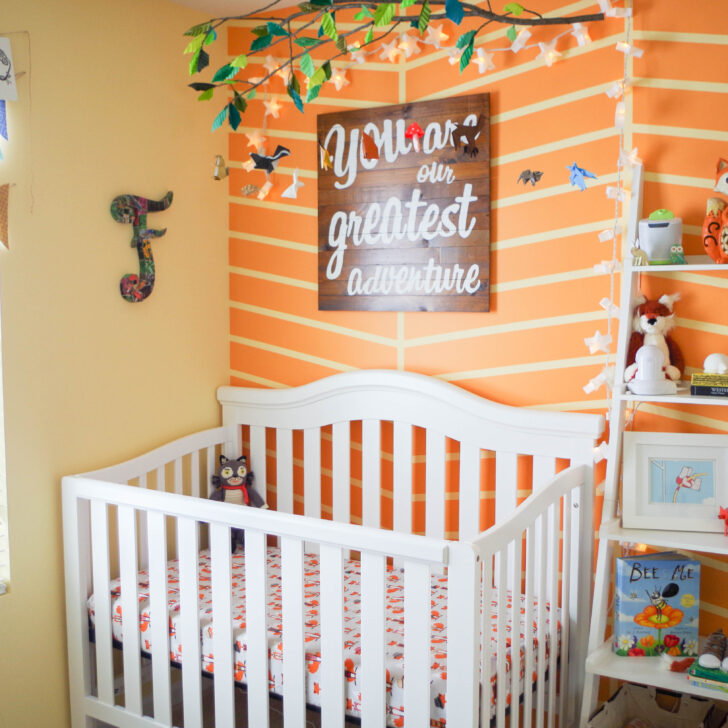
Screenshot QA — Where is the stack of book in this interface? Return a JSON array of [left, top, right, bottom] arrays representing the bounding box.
[[691, 372, 728, 397]]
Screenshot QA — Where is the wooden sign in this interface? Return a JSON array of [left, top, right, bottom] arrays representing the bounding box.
[[317, 93, 490, 312]]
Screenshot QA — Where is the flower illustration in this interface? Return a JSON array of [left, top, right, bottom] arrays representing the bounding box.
[[663, 634, 680, 648], [639, 635, 655, 648], [634, 603, 684, 630], [667, 646, 682, 656], [685, 640, 698, 654], [628, 647, 646, 656], [618, 634, 633, 651]]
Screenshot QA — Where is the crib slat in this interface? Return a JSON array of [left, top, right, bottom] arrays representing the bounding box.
[[174, 457, 183, 495], [303, 427, 322, 520], [332, 422, 350, 525], [362, 420, 381, 529], [392, 421, 412, 536], [547, 502, 559, 728], [249, 425, 268, 504], [90, 500, 114, 706], [147, 511, 172, 725], [532, 456, 556, 492], [206, 445, 216, 496], [425, 429, 446, 539], [320, 544, 345, 728], [523, 524, 535, 728], [118, 504, 142, 715], [480, 554, 494, 726], [178, 517, 203, 728], [404, 560, 430, 728], [210, 522, 235, 727], [510, 533, 522, 728], [281, 536, 305, 726], [559, 492, 572, 725], [361, 552, 385, 728], [535, 512, 548, 728], [495, 451, 518, 522], [277, 429, 294, 515], [156, 465, 165, 492], [495, 549, 508, 728], [459, 442, 480, 541], [245, 529, 270, 728], [191, 450, 200, 499]]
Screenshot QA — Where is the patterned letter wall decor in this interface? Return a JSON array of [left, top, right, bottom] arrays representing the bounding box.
[[317, 93, 490, 312]]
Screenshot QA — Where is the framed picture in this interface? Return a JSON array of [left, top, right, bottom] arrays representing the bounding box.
[[622, 431, 728, 532]]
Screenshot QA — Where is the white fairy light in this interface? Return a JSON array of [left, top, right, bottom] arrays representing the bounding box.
[[584, 370, 607, 394], [619, 147, 640, 167], [242, 159, 256, 172], [606, 185, 626, 201], [263, 55, 278, 75], [598, 228, 616, 242], [263, 98, 282, 119], [537, 39, 562, 67], [607, 7, 632, 17], [424, 24, 449, 50], [616, 41, 644, 58], [329, 68, 350, 91], [447, 46, 464, 66], [349, 41, 366, 64], [257, 180, 273, 200], [245, 130, 267, 151], [276, 65, 292, 85], [510, 28, 531, 53], [600, 297, 620, 318], [596, 0, 612, 13], [379, 39, 400, 63], [571, 23, 591, 47], [614, 100, 626, 128], [594, 260, 622, 274], [472, 48, 495, 74], [398, 32, 421, 59], [585, 330, 613, 354]]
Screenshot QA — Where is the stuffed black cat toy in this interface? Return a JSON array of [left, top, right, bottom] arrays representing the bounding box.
[[209, 455, 268, 552]]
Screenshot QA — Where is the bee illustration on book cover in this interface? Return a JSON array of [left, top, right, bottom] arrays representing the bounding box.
[[613, 551, 700, 657]]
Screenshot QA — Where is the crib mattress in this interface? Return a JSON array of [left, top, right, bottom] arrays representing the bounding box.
[[87, 547, 559, 726]]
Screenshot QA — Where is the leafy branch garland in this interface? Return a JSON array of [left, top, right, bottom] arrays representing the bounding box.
[[184, 0, 605, 130]]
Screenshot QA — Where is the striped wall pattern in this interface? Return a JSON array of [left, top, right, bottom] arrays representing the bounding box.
[[225, 0, 728, 642]]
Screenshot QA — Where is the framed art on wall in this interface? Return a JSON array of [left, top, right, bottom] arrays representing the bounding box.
[[622, 431, 728, 532]]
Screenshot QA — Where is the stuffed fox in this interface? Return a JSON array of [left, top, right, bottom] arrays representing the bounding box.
[[703, 157, 728, 264]]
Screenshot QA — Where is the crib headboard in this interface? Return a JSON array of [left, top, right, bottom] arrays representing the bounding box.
[[218, 370, 604, 542]]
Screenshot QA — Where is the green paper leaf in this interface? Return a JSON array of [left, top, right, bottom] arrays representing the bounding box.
[[232, 92, 247, 113], [267, 22, 289, 37], [456, 29, 475, 48], [355, 5, 374, 18], [250, 34, 273, 52], [184, 22, 211, 37], [247, 88, 257, 100], [503, 2, 524, 15], [189, 48, 209, 75], [295, 36, 321, 47], [418, 0, 431, 35], [506, 24, 517, 41], [445, 0, 464, 25], [306, 83, 322, 102], [309, 66, 327, 86], [290, 72, 301, 93], [252, 25, 269, 37], [459, 37, 474, 71], [322, 60, 332, 80], [321, 12, 338, 40], [230, 54, 248, 69], [373, 3, 395, 26], [400, 0, 416, 8], [228, 102, 242, 130], [212, 63, 239, 82], [300, 52, 315, 77], [364, 26, 374, 44], [211, 104, 228, 131], [189, 82, 216, 91], [198, 88, 214, 101], [204, 29, 217, 45], [184, 35, 205, 55], [310, 0, 333, 5], [288, 84, 304, 113], [335, 36, 347, 52]]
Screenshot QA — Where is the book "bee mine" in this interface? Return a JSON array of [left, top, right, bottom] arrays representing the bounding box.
[[613, 551, 700, 657]]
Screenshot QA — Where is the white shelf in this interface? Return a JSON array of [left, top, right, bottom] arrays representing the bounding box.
[[601, 518, 728, 556], [617, 387, 728, 406], [585, 640, 728, 703], [627, 255, 728, 272]]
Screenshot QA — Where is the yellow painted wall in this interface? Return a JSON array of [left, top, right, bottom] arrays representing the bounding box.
[[0, 1, 229, 726]]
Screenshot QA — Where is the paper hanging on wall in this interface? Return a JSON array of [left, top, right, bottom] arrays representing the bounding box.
[[0, 100, 7, 141], [281, 168, 304, 199], [0, 183, 9, 249], [0, 38, 18, 102]]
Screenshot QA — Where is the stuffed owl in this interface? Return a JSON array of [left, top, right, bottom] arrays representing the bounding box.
[[209, 454, 268, 551]]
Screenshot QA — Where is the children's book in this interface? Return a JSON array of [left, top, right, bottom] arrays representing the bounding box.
[[613, 551, 699, 657]]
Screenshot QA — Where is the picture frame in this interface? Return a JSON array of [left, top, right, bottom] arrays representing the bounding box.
[[622, 431, 728, 532]]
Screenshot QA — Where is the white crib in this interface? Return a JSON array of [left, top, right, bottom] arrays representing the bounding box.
[[62, 370, 603, 728]]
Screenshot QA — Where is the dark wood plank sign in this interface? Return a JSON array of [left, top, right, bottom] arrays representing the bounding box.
[[317, 93, 490, 312]]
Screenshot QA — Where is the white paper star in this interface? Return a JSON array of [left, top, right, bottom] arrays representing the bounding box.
[[349, 41, 366, 64], [536, 39, 561, 67], [424, 24, 448, 50], [245, 130, 267, 151], [447, 46, 464, 66], [398, 32, 421, 59], [263, 55, 278, 75], [510, 28, 531, 53], [329, 69, 349, 91], [472, 48, 495, 74], [593, 260, 622, 275], [281, 169, 304, 199], [571, 23, 591, 47], [584, 330, 613, 355], [242, 159, 256, 172], [263, 99, 282, 119], [599, 297, 620, 318], [619, 146, 640, 167], [379, 39, 400, 63], [276, 65, 292, 85]]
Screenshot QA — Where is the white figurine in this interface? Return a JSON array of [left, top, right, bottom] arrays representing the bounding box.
[[703, 352, 728, 374], [625, 345, 678, 395]]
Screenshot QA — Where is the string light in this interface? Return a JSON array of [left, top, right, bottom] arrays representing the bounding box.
[[424, 24, 449, 49], [585, 330, 613, 355], [329, 68, 350, 91], [571, 23, 591, 47], [349, 41, 366, 64], [510, 28, 532, 53], [263, 55, 278, 75], [245, 130, 266, 151], [397, 32, 421, 59], [263, 98, 282, 119], [447, 46, 464, 66], [472, 48, 495, 74], [537, 39, 562, 67], [615, 41, 644, 58], [379, 38, 400, 63], [257, 180, 273, 200]]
